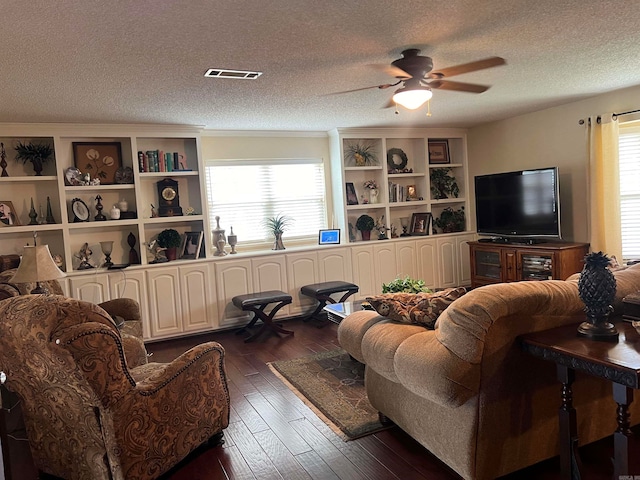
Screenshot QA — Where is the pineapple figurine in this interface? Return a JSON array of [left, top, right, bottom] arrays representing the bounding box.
[[577, 251, 618, 340]]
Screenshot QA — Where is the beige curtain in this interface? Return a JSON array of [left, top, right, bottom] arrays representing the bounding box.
[[586, 114, 622, 261]]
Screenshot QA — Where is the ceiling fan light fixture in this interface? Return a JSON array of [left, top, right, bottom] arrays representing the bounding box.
[[392, 86, 433, 110]]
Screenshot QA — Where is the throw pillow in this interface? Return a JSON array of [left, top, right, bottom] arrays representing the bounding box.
[[366, 287, 466, 329]]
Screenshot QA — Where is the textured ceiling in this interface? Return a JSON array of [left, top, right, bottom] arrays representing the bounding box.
[[2, 1, 640, 132]]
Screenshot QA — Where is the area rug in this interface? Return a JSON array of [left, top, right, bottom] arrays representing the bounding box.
[[268, 349, 391, 440]]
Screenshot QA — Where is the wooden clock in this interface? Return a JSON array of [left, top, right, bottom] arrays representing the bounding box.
[[156, 178, 183, 217]]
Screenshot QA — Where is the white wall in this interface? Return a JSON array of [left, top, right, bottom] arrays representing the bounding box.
[[467, 83, 640, 242]]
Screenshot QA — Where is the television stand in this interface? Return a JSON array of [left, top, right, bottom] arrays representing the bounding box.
[[469, 241, 589, 288]]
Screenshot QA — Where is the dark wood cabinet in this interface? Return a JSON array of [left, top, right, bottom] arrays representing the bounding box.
[[469, 241, 589, 288]]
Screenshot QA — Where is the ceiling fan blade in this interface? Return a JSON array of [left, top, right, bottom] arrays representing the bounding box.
[[429, 57, 506, 78], [368, 63, 412, 79], [427, 79, 490, 93], [382, 98, 396, 109], [323, 83, 396, 96]]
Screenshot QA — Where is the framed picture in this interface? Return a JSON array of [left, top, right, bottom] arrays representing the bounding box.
[[346, 182, 359, 205], [0, 201, 20, 226], [181, 231, 204, 259], [428, 140, 450, 164], [407, 185, 419, 200], [73, 142, 122, 185], [410, 212, 432, 236], [318, 229, 340, 245]]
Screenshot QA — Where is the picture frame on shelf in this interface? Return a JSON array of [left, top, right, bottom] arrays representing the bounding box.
[[346, 182, 359, 205], [407, 185, 419, 201], [72, 142, 122, 185], [180, 231, 204, 259], [0, 201, 20, 226], [318, 229, 340, 245], [410, 212, 432, 236], [428, 140, 450, 164]]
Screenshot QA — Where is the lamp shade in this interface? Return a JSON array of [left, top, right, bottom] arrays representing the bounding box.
[[11, 245, 66, 284], [392, 86, 433, 110]]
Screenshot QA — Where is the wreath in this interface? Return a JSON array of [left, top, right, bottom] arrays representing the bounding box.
[[387, 148, 408, 171]]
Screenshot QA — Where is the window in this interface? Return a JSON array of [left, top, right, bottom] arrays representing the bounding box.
[[618, 123, 640, 260], [204, 158, 327, 246]]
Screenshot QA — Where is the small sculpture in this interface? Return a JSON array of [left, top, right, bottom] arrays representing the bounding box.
[[28, 198, 38, 225], [75, 243, 94, 270], [95, 195, 106, 221], [151, 204, 158, 218], [45, 196, 56, 224], [145, 240, 168, 264], [127, 232, 140, 264], [376, 216, 389, 240]]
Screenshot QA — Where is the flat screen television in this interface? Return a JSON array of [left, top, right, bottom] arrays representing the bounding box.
[[474, 167, 561, 241]]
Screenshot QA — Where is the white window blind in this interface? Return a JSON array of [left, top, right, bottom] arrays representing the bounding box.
[[618, 124, 640, 260], [204, 158, 327, 245]]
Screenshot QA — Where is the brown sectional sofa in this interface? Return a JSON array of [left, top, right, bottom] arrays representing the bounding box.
[[338, 263, 640, 480]]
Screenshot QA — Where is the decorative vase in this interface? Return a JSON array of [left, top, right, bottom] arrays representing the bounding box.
[[118, 198, 128, 212], [577, 251, 618, 340], [273, 232, 286, 250], [212, 215, 227, 256], [360, 230, 371, 241], [165, 247, 178, 261], [369, 188, 379, 204], [31, 159, 43, 176]]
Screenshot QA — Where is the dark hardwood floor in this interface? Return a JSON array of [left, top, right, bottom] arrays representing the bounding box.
[[3, 318, 636, 479]]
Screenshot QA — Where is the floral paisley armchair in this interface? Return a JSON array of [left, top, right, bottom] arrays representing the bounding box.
[[0, 295, 230, 479]]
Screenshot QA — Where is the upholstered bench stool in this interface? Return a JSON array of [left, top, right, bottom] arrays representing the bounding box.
[[232, 290, 293, 342], [300, 281, 359, 323]]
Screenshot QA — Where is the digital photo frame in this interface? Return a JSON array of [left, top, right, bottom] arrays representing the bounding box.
[[318, 229, 340, 245]]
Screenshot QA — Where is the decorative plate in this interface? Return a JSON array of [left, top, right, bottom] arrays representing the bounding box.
[[115, 166, 134, 184], [65, 167, 82, 186]]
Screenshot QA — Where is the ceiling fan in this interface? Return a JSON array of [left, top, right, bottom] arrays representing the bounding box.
[[335, 49, 506, 110]]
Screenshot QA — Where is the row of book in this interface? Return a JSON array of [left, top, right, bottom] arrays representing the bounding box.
[[138, 150, 189, 173], [389, 182, 412, 202]]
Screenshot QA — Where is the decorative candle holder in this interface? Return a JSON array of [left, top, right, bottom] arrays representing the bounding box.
[[228, 226, 238, 254], [100, 241, 114, 268], [400, 217, 411, 236]]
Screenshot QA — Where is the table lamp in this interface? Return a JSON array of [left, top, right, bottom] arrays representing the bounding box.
[[11, 243, 66, 294]]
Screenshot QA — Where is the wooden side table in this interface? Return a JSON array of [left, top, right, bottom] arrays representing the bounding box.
[[520, 321, 640, 479]]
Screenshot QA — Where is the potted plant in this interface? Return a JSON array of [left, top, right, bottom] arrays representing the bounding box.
[[14, 141, 54, 176], [434, 207, 466, 233], [382, 276, 432, 294], [346, 142, 378, 166], [355, 214, 375, 241], [430, 168, 460, 200], [157, 228, 182, 261], [264, 214, 293, 250]]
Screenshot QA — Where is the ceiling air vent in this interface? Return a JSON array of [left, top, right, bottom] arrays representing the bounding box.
[[204, 68, 262, 79]]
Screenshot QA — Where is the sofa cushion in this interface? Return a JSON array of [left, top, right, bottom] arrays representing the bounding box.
[[366, 287, 467, 329]]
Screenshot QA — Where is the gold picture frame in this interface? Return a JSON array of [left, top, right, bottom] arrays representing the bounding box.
[[73, 142, 122, 185]]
